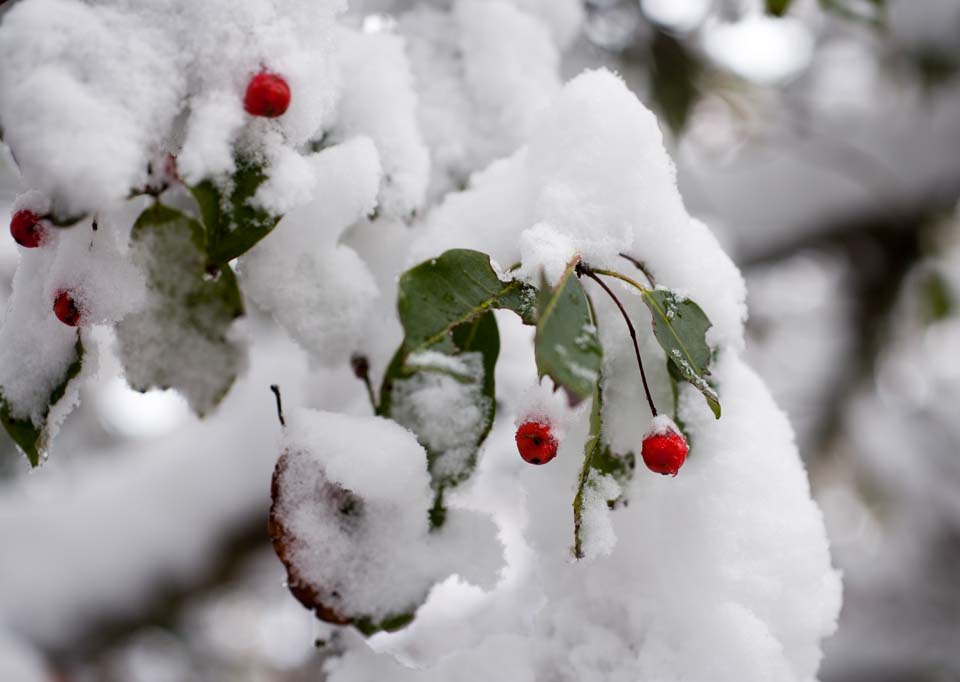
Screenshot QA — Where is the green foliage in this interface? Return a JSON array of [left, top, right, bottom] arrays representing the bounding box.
[[649, 30, 701, 137], [396, 249, 536, 352], [534, 262, 603, 405], [382, 249, 532, 528], [353, 611, 417, 637], [642, 289, 721, 418], [921, 271, 954, 323], [116, 203, 245, 417], [0, 337, 84, 467], [189, 156, 281, 266], [766, 0, 793, 16]]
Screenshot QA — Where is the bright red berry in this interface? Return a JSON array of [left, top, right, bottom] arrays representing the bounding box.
[[641, 420, 688, 476], [10, 210, 45, 248], [516, 420, 558, 465], [53, 290, 81, 327], [244, 72, 291, 118]]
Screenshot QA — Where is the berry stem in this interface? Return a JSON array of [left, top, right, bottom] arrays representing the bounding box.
[[578, 263, 658, 418], [269, 384, 286, 427], [588, 267, 650, 295], [617, 252, 656, 287], [350, 354, 378, 412]]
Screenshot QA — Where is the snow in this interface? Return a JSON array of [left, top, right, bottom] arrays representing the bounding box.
[[398, 0, 562, 199], [333, 29, 430, 220], [272, 408, 502, 620], [644, 413, 681, 437], [240, 138, 382, 366]]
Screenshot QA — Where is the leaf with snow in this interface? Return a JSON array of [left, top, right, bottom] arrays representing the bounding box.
[[572, 378, 633, 560], [189, 156, 281, 266], [116, 204, 245, 417], [0, 337, 84, 467], [397, 249, 536, 352], [642, 288, 721, 419], [380, 311, 499, 528], [535, 262, 602, 405]]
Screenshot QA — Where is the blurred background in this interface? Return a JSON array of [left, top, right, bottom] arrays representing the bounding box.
[[2, 0, 960, 680]]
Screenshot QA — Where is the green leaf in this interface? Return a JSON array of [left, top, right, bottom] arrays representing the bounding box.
[[0, 337, 84, 467], [571, 376, 634, 559], [922, 271, 954, 323], [116, 203, 245, 417], [189, 157, 281, 265], [379, 311, 500, 528], [641, 288, 720, 418], [650, 30, 701, 137], [534, 262, 602, 405], [397, 249, 536, 352], [766, 0, 793, 15]]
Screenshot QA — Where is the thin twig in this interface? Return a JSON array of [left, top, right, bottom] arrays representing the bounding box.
[[350, 354, 378, 412], [577, 263, 658, 417], [269, 384, 285, 427], [618, 252, 656, 287]]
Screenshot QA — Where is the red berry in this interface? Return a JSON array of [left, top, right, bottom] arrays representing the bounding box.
[[244, 71, 291, 118], [10, 210, 45, 248], [53, 290, 81, 327], [641, 422, 688, 476], [516, 420, 558, 465]]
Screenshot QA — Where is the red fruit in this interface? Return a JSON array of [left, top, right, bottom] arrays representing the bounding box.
[[10, 210, 45, 248], [53, 290, 81, 327], [516, 420, 558, 465], [244, 71, 291, 118], [641, 422, 688, 476]]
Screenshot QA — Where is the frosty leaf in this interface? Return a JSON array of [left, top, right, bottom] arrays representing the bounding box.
[[572, 378, 632, 559], [116, 204, 245, 417], [766, 0, 793, 15], [269, 448, 422, 635], [642, 288, 721, 419], [379, 311, 499, 528], [397, 249, 535, 352], [535, 262, 602, 405], [189, 157, 281, 266], [0, 337, 83, 467]]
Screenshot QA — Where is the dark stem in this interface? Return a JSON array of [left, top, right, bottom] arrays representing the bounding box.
[[269, 384, 285, 427], [618, 252, 656, 287], [577, 263, 658, 418], [350, 354, 378, 412]]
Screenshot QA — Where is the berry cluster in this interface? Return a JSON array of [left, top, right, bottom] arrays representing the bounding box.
[[7, 69, 293, 329]]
